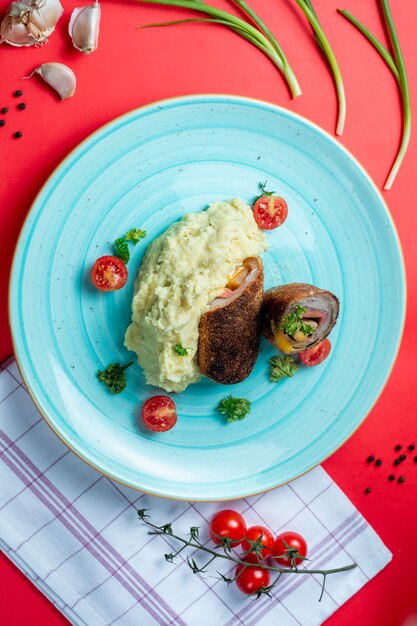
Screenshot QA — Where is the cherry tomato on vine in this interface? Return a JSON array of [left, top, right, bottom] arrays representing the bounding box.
[[91, 255, 128, 292], [209, 510, 246, 546], [253, 195, 288, 230], [273, 531, 308, 567], [241, 525, 274, 559], [141, 396, 177, 432], [299, 339, 331, 367], [235, 552, 270, 595]]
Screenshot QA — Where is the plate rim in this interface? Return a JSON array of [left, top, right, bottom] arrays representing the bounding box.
[[9, 93, 407, 501]]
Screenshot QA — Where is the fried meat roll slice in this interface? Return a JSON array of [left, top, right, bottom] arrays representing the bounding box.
[[262, 283, 339, 354], [198, 257, 264, 384]]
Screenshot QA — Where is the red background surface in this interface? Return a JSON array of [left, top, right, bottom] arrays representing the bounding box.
[[1, 1, 416, 624]]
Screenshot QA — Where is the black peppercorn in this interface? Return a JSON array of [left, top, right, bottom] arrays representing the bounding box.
[[367, 455, 375, 463], [408, 444, 415, 451], [14, 131, 23, 138], [375, 459, 382, 466], [17, 103, 26, 110], [388, 474, 395, 481], [398, 476, 406, 484], [364, 487, 372, 494], [0, 120, 5, 127], [15, 90, 23, 97], [395, 444, 402, 451], [1, 107, 8, 114], [399, 454, 406, 461]]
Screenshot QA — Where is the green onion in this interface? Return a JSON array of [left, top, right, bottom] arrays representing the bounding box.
[[136, 0, 301, 98], [139, 17, 287, 72], [296, 0, 346, 135], [230, 0, 299, 96], [338, 2, 410, 189], [337, 10, 399, 81]]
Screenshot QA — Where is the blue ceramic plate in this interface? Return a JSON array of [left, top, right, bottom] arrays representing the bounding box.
[[10, 96, 405, 500]]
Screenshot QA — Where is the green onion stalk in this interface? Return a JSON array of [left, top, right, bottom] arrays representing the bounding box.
[[135, 0, 302, 98], [338, 1, 410, 189], [296, 0, 346, 135]]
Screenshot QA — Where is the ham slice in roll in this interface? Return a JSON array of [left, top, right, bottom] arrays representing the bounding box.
[[198, 257, 264, 384], [262, 283, 339, 354]]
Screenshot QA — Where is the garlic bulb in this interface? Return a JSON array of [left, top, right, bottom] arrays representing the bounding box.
[[69, 1, 101, 55], [0, 0, 63, 47], [25, 63, 76, 100]]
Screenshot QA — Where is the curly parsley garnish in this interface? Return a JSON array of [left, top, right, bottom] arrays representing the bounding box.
[[113, 228, 147, 263], [97, 361, 133, 394], [269, 355, 299, 382], [113, 237, 130, 264], [280, 305, 315, 337], [217, 396, 251, 423], [125, 228, 147, 245], [174, 344, 189, 356]]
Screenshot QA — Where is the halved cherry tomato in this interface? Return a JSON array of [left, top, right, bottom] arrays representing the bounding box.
[[141, 396, 177, 432], [235, 552, 270, 594], [209, 510, 246, 546], [253, 196, 288, 230], [299, 338, 331, 367], [241, 525, 274, 559], [273, 531, 308, 567], [91, 255, 128, 292]]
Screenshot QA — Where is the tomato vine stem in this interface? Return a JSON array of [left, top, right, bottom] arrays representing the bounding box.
[[138, 509, 357, 601]]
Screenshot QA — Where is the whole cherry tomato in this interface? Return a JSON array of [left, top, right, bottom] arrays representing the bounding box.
[[209, 510, 246, 546]]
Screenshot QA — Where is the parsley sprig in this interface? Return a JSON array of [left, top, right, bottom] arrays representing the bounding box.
[[97, 361, 133, 394], [125, 228, 147, 244], [113, 228, 147, 264], [257, 180, 275, 198], [174, 343, 189, 356], [280, 305, 315, 337], [269, 355, 299, 382], [217, 396, 251, 422], [113, 238, 130, 264]]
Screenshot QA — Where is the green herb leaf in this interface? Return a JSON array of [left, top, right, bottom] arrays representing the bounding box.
[[280, 305, 315, 337], [113, 237, 130, 264], [97, 361, 133, 394], [125, 228, 147, 244], [217, 395, 251, 422], [174, 343, 189, 356], [269, 355, 299, 382], [258, 180, 275, 197], [113, 228, 146, 263]]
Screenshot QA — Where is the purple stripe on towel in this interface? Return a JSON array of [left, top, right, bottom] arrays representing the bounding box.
[[0, 429, 185, 626]]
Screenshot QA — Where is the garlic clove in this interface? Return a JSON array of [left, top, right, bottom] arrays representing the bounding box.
[[30, 0, 63, 40], [0, 0, 63, 46], [24, 63, 76, 101], [1, 16, 34, 46], [69, 1, 101, 55]]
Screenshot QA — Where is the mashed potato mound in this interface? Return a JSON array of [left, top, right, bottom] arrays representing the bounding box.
[[124, 198, 268, 392]]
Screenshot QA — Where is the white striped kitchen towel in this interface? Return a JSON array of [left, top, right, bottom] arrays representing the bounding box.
[[0, 357, 391, 626]]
